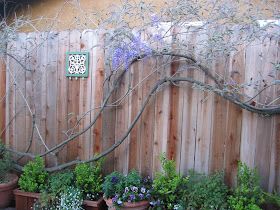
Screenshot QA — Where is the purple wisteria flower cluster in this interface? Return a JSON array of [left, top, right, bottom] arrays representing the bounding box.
[[112, 34, 152, 70]]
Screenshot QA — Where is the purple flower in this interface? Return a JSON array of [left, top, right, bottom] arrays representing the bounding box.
[[139, 193, 144, 200], [111, 176, 119, 184], [151, 14, 160, 27], [112, 34, 152, 70], [112, 197, 117, 203], [153, 34, 163, 43], [146, 193, 151, 198], [129, 194, 136, 201], [140, 187, 146, 193]]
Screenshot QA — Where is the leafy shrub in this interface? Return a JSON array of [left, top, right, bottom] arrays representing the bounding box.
[[0, 141, 13, 183], [263, 192, 280, 208], [184, 171, 228, 210], [151, 154, 188, 210], [103, 171, 125, 199], [74, 161, 103, 200], [49, 170, 74, 196], [18, 156, 48, 192], [228, 162, 264, 210], [34, 171, 75, 209]]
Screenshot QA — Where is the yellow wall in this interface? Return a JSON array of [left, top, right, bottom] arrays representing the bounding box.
[[13, 0, 279, 31]]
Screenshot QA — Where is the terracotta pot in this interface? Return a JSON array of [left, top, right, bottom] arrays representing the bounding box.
[[83, 197, 107, 210], [104, 198, 150, 210], [0, 173, 18, 208], [13, 189, 40, 210]]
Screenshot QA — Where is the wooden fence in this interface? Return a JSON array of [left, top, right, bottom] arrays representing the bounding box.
[[0, 30, 279, 192]]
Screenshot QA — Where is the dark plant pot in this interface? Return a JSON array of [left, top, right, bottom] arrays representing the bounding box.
[[83, 197, 107, 210], [0, 173, 18, 208], [261, 203, 280, 210], [13, 189, 40, 210], [104, 198, 150, 210]]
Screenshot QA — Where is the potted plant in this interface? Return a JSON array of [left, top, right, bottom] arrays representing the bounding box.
[[33, 170, 75, 209], [14, 156, 48, 210], [0, 141, 18, 208], [150, 154, 188, 210], [74, 161, 106, 210], [103, 170, 152, 210]]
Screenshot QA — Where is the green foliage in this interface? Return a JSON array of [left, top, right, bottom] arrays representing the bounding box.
[[102, 171, 126, 199], [74, 161, 103, 200], [124, 170, 141, 187], [18, 156, 48, 192], [263, 192, 280, 207], [35, 171, 75, 209], [151, 154, 188, 210], [184, 171, 228, 210], [48, 170, 74, 196], [0, 141, 13, 183], [228, 162, 264, 210]]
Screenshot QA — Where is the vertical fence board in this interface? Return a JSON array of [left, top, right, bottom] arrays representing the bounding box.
[[254, 38, 277, 190], [0, 56, 6, 142], [152, 56, 170, 175], [224, 47, 244, 186], [66, 30, 81, 162], [45, 32, 59, 166], [15, 34, 27, 164], [92, 33, 104, 155], [128, 61, 141, 171], [25, 33, 36, 155], [240, 41, 262, 168], [194, 31, 213, 174], [56, 31, 70, 163], [209, 58, 228, 172], [139, 57, 156, 176], [114, 70, 130, 173], [78, 30, 95, 160]]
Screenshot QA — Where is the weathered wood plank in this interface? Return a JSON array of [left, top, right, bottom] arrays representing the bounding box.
[[139, 57, 156, 176], [0, 56, 6, 143], [66, 30, 81, 162], [56, 31, 70, 163], [102, 38, 116, 174], [14, 33, 27, 164], [92, 32, 104, 156], [152, 56, 170, 175], [254, 38, 277, 190], [224, 46, 244, 186], [114, 67, 130, 174], [209, 58, 228, 173], [240, 40, 262, 168], [25, 33, 36, 156], [78, 30, 96, 160], [128, 61, 142, 171], [194, 31, 213, 174], [45, 32, 59, 166]]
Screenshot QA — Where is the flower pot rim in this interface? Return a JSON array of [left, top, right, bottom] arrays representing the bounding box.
[[83, 196, 104, 206], [0, 173, 18, 190], [13, 188, 41, 198], [104, 197, 150, 207]]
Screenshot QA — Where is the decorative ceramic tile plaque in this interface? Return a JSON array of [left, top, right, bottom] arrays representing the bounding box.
[[66, 52, 89, 78]]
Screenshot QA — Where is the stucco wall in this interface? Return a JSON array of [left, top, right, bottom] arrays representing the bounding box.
[[12, 0, 280, 31]]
